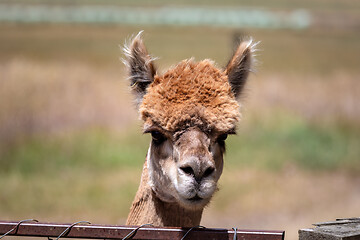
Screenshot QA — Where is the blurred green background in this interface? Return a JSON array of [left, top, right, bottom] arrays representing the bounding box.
[[0, 1, 359, 239]]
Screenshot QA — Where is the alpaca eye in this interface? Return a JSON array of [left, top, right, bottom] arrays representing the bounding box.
[[217, 134, 228, 142], [151, 131, 166, 144]]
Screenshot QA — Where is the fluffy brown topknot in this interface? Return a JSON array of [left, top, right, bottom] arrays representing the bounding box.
[[139, 60, 241, 133]]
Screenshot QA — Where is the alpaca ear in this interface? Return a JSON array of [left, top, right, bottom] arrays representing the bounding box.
[[123, 31, 156, 102], [225, 39, 256, 98]]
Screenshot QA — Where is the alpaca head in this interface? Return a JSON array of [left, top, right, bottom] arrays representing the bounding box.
[[124, 32, 256, 210]]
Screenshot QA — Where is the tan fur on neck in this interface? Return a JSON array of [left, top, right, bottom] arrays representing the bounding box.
[[126, 160, 203, 227]]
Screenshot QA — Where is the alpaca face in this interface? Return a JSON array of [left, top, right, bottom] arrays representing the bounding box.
[[145, 126, 227, 210], [123, 31, 256, 211], [140, 60, 240, 210]]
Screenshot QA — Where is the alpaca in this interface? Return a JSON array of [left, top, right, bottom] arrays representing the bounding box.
[[123, 32, 256, 227]]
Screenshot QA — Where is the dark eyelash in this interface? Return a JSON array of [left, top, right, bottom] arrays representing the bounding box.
[[151, 131, 167, 145], [217, 134, 228, 142]]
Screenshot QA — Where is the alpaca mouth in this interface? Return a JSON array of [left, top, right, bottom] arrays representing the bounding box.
[[188, 195, 203, 202]]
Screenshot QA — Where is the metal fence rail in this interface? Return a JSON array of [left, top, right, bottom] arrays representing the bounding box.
[[0, 220, 285, 240]]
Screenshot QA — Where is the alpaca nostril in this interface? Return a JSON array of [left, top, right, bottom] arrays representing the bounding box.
[[203, 167, 215, 178], [180, 166, 195, 176]]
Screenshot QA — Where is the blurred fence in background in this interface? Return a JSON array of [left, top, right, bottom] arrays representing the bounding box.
[[0, 4, 311, 29]]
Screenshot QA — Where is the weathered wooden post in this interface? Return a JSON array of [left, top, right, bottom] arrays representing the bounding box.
[[299, 218, 360, 240]]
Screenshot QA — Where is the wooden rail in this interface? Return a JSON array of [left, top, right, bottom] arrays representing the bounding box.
[[299, 218, 360, 240], [0, 220, 285, 240]]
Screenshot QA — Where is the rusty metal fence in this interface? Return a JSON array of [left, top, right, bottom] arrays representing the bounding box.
[[0, 220, 285, 240]]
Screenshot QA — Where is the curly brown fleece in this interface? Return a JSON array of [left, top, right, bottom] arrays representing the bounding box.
[[139, 59, 241, 133]]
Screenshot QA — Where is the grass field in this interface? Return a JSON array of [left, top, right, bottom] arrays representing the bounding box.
[[0, 4, 360, 239]]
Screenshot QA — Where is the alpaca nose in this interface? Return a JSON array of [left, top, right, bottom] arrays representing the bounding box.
[[179, 160, 215, 182]]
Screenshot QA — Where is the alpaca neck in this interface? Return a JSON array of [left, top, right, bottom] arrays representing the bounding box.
[[126, 161, 203, 227]]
